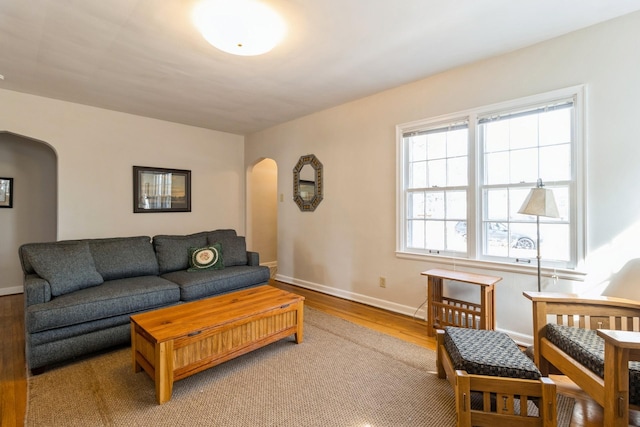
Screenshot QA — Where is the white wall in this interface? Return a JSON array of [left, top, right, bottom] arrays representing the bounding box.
[[0, 89, 246, 294], [245, 11, 640, 342]]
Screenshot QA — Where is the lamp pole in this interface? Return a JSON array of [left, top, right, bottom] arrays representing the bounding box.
[[535, 213, 541, 292]]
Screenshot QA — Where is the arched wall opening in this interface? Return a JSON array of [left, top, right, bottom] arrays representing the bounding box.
[[246, 158, 278, 277], [0, 131, 57, 295]]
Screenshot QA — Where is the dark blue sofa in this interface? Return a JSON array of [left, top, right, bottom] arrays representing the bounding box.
[[19, 229, 270, 372]]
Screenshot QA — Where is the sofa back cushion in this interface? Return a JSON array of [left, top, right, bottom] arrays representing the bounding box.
[[207, 233, 247, 266], [89, 236, 159, 280], [153, 232, 209, 274], [21, 241, 104, 297]]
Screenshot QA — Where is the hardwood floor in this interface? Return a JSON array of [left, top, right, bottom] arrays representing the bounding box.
[[0, 292, 26, 427], [1, 279, 635, 426]]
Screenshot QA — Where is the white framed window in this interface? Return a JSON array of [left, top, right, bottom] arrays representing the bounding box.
[[397, 86, 584, 272], [402, 119, 470, 256]]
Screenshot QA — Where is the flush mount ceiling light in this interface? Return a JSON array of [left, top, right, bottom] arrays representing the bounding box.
[[192, 0, 286, 56]]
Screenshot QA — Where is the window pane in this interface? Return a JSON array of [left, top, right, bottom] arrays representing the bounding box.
[[510, 148, 538, 184], [427, 133, 446, 159], [485, 189, 508, 221], [446, 220, 466, 252], [540, 108, 571, 146], [447, 156, 467, 186], [541, 223, 570, 261], [425, 220, 445, 250], [551, 187, 569, 221], [509, 114, 538, 149], [540, 145, 571, 182], [485, 151, 509, 185], [510, 188, 532, 220], [484, 120, 509, 153], [448, 128, 468, 157], [409, 136, 427, 161], [446, 191, 467, 219], [408, 220, 425, 248], [409, 161, 426, 188], [483, 221, 509, 257], [427, 159, 446, 187], [425, 192, 445, 219], [509, 223, 537, 258], [408, 192, 425, 219]]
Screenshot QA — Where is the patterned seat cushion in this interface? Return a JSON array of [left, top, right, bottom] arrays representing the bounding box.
[[546, 323, 640, 406], [444, 327, 541, 380]]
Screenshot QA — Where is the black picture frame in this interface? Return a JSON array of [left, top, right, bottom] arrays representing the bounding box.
[[133, 166, 191, 213], [0, 177, 13, 208]]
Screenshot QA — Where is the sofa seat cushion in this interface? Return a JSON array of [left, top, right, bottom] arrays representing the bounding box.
[[89, 236, 159, 280], [546, 323, 640, 405], [162, 265, 270, 301], [26, 276, 180, 333], [444, 326, 541, 380]]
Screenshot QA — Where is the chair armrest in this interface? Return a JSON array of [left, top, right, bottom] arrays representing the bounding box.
[[24, 274, 52, 306], [598, 330, 640, 350], [524, 291, 640, 309], [247, 251, 260, 266]]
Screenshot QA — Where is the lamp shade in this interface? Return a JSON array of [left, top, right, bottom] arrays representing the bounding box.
[[518, 187, 560, 218]]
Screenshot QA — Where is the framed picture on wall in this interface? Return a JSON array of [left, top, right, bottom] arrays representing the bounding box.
[[133, 166, 191, 213], [0, 177, 13, 208]]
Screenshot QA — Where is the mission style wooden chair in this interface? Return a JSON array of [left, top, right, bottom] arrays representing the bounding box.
[[525, 291, 640, 427]]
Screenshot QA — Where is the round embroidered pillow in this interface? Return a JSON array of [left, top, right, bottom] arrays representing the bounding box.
[[188, 244, 224, 271]]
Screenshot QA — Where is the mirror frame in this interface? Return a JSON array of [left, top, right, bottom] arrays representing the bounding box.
[[293, 154, 323, 211]]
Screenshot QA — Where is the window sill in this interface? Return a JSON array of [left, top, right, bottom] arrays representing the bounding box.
[[396, 251, 586, 282]]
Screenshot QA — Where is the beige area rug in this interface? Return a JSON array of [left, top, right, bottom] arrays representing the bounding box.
[[26, 307, 573, 426]]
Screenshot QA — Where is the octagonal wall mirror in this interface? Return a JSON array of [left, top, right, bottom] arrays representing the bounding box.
[[293, 154, 323, 211]]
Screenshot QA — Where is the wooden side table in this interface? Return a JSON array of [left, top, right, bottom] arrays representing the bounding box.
[[421, 269, 502, 337]]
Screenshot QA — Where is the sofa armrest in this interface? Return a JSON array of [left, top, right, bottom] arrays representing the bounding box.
[[24, 274, 52, 306], [247, 251, 260, 266]]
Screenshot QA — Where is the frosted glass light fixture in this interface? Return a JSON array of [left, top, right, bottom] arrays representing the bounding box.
[[192, 0, 286, 56]]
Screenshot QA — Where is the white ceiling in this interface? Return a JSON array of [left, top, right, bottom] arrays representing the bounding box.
[[2, 0, 640, 135]]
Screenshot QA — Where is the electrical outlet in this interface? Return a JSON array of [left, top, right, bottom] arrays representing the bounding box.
[[379, 277, 386, 288]]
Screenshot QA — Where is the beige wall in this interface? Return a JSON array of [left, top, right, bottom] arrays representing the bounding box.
[[0, 89, 246, 294], [245, 11, 640, 342]]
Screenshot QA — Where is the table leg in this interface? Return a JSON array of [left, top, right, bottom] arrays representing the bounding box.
[[155, 340, 174, 404], [131, 323, 142, 373], [295, 302, 304, 344], [480, 287, 487, 330], [490, 286, 496, 329], [427, 277, 443, 337]]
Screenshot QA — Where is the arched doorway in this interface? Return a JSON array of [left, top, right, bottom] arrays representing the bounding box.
[[0, 131, 57, 295], [247, 158, 278, 277]]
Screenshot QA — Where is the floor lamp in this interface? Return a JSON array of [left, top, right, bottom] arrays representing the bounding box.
[[518, 179, 559, 292]]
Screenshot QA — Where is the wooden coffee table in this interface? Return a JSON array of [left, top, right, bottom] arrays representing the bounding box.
[[130, 285, 304, 404]]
